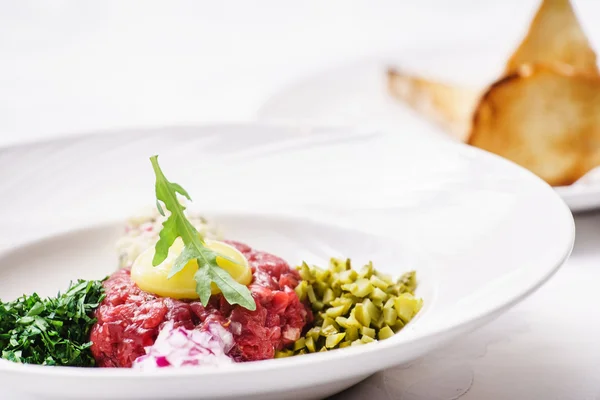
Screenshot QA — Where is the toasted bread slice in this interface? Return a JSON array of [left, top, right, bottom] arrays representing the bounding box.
[[387, 69, 481, 142], [506, 0, 598, 76], [469, 64, 600, 186]]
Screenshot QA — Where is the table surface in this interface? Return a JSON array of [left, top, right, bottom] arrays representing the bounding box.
[[2, 1, 600, 399]]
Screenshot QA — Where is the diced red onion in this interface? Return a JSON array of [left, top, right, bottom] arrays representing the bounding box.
[[133, 321, 234, 369], [229, 321, 242, 336]]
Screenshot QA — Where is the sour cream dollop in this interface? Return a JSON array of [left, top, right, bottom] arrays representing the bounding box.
[[133, 320, 234, 369]]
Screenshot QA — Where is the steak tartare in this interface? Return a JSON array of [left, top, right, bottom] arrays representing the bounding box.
[[90, 240, 312, 368]]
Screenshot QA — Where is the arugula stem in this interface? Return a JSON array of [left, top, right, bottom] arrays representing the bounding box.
[[149, 156, 256, 311]]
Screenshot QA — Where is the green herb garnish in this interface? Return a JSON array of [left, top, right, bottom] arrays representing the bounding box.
[[150, 155, 256, 311], [0, 279, 105, 366]]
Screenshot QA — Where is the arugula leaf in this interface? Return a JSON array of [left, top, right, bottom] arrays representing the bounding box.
[[170, 245, 199, 279], [209, 266, 257, 310], [149, 155, 256, 311], [194, 266, 212, 306], [0, 279, 105, 366]]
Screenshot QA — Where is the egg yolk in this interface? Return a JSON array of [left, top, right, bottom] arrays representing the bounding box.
[[131, 238, 252, 299]]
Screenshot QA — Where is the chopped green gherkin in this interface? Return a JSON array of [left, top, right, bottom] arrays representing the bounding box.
[[345, 314, 363, 329], [321, 325, 338, 337], [294, 280, 308, 302], [352, 278, 374, 297], [307, 327, 321, 340], [383, 297, 396, 309], [391, 319, 405, 333], [370, 287, 388, 303], [325, 333, 346, 348], [383, 307, 398, 326], [363, 298, 381, 322], [306, 285, 318, 304], [293, 337, 306, 351], [378, 325, 395, 340], [322, 317, 340, 331], [335, 316, 349, 329], [358, 262, 373, 279], [299, 262, 314, 281], [394, 293, 423, 322], [275, 349, 293, 358], [287, 258, 422, 355], [372, 313, 386, 329], [354, 304, 371, 327], [315, 281, 329, 297], [345, 326, 359, 342], [369, 275, 390, 290], [316, 269, 331, 282], [322, 288, 335, 305], [305, 336, 316, 353], [361, 326, 376, 339], [361, 335, 376, 344], [325, 305, 346, 319]]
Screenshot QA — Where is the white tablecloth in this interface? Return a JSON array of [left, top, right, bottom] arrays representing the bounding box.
[[2, 1, 600, 399]]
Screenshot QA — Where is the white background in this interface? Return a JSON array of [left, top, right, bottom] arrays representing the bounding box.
[[3, 1, 600, 399], [4, 0, 600, 146]]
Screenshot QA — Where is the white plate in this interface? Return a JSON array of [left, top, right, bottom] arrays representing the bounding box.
[[257, 52, 600, 213], [0, 124, 574, 400]]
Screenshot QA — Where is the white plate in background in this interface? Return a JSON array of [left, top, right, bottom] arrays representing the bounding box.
[[0, 124, 574, 399], [257, 51, 600, 212]]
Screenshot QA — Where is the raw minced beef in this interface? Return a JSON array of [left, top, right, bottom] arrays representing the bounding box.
[[90, 240, 312, 368]]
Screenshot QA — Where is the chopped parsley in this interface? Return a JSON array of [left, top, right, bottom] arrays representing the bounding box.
[[0, 279, 105, 367]]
